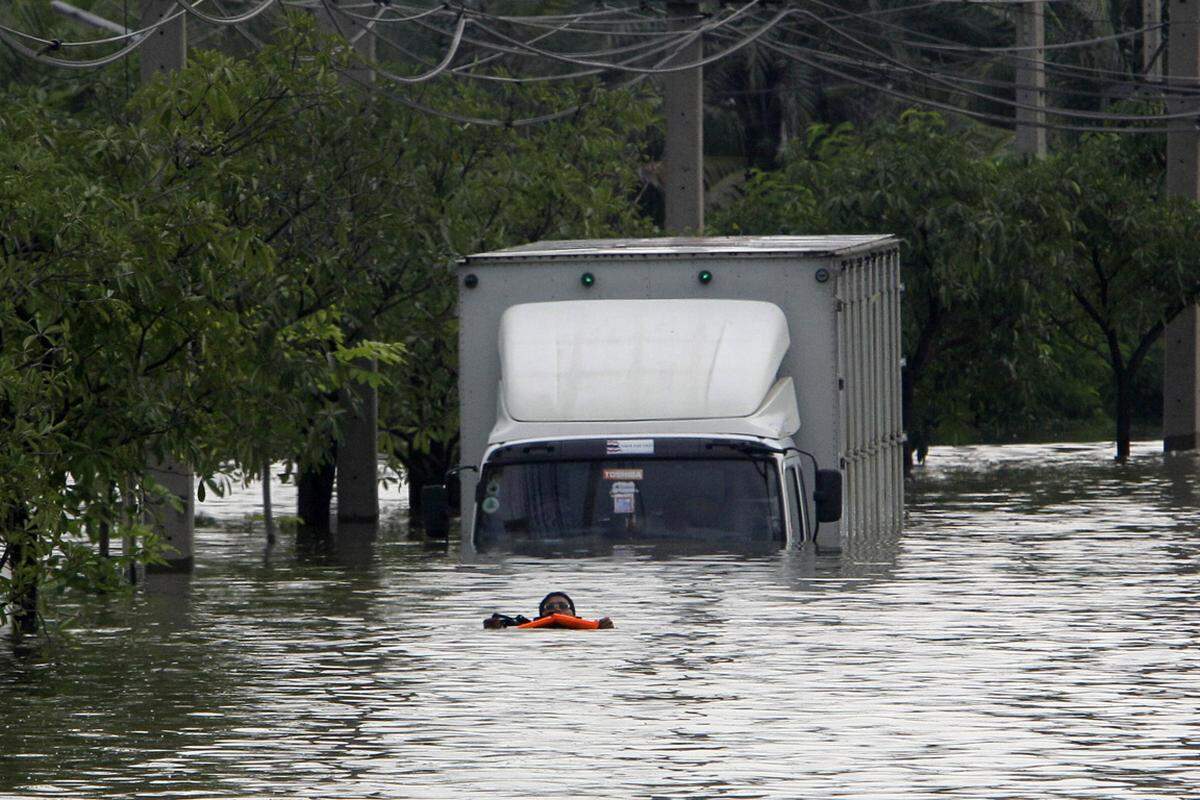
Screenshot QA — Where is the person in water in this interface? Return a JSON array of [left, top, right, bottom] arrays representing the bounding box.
[[483, 591, 614, 629]]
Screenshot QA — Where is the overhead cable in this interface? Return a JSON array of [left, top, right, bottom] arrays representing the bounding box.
[[370, 13, 468, 85], [172, 0, 281, 26], [761, 13, 1196, 122], [758, 38, 1186, 133]]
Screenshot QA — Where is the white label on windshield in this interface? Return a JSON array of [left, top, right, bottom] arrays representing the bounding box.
[[603, 468, 644, 481], [613, 493, 635, 514], [606, 439, 653, 456], [609, 481, 638, 496]]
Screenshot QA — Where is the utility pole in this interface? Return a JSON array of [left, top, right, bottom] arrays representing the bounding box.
[[1144, 0, 1163, 79], [1015, 0, 1047, 157], [664, 0, 704, 235], [1164, 0, 1200, 452], [139, 0, 194, 572], [316, 1, 381, 524], [139, 0, 184, 84], [144, 458, 194, 571]]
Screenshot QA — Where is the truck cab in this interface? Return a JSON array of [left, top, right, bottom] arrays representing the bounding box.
[[472, 434, 835, 554], [450, 296, 844, 554]]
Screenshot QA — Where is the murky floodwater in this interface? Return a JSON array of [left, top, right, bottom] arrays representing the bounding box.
[[2, 442, 1199, 798]]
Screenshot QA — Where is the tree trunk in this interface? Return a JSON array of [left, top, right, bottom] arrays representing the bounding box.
[[901, 365, 917, 474], [4, 505, 36, 635], [1115, 369, 1134, 462], [297, 448, 336, 533], [404, 442, 457, 529], [902, 296, 942, 475]]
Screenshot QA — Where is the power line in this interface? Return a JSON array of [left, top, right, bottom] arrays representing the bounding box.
[[369, 13, 467, 85], [756, 37, 1186, 133], [1, 0, 1196, 133], [754, 12, 1192, 122]]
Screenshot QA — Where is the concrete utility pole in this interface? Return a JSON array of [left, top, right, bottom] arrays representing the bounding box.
[[1164, 0, 1200, 452], [138, 0, 194, 571], [316, 2, 381, 524], [1144, 0, 1163, 78], [139, 0, 184, 84], [664, 0, 704, 235], [1015, 0, 1047, 157], [144, 458, 194, 571]]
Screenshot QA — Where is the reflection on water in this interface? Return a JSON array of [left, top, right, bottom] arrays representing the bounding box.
[[2, 442, 1200, 798]]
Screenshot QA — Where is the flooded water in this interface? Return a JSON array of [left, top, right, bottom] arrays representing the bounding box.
[[2, 441, 1199, 798]]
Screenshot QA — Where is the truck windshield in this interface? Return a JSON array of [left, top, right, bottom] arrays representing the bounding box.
[[474, 456, 784, 553]]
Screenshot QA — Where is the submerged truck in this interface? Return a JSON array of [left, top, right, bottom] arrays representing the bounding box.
[[427, 236, 904, 553]]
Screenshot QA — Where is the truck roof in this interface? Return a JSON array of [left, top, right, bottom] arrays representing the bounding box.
[[499, 299, 789, 422], [488, 299, 802, 443], [462, 235, 896, 264]]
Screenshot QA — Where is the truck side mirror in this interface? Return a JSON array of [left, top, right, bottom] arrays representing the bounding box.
[[814, 469, 843, 523], [421, 485, 450, 539]]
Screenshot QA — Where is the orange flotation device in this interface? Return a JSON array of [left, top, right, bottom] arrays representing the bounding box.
[[516, 613, 603, 630]]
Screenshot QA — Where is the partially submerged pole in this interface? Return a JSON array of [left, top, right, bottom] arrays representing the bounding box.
[[138, 0, 195, 571], [316, 1, 382, 526], [262, 464, 276, 546], [144, 457, 195, 572], [1164, 0, 1200, 452]]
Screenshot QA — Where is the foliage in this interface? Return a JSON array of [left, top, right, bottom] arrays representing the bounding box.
[[1004, 127, 1200, 459], [0, 23, 400, 626], [374, 79, 657, 504], [714, 106, 1200, 462], [713, 110, 1027, 464], [0, 15, 659, 622]]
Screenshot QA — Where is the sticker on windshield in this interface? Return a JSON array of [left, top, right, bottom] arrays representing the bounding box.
[[603, 468, 644, 481], [481, 496, 501, 514], [606, 439, 653, 456], [613, 493, 635, 514], [609, 481, 638, 496]]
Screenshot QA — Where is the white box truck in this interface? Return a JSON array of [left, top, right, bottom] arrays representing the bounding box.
[[426, 236, 903, 553]]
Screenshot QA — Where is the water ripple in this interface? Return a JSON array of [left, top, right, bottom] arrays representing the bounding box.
[[3, 442, 1200, 797]]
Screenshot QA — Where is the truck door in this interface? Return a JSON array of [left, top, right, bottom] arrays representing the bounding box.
[[783, 461, 810, 543]]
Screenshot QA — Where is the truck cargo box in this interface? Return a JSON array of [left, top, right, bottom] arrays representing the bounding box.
[[456, 236, 903, 551]]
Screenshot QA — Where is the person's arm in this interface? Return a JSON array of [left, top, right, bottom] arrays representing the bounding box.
[[597, 617, 614, 629]]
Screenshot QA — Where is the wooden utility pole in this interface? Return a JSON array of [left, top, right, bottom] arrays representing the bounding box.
[[664, 0, 704, 235], [1164, 0, 1200, 452], [1015, 1, 1047, 157], [315, 2, 381, 524]]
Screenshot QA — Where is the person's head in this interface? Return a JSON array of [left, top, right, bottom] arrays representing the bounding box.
[[539, 591, 575, 617]]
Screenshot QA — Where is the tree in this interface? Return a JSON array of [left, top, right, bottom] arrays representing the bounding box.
[[712, 111, 1028, 467], [0, 16, 660, 625], [1007, 129, 1200, 461], [0, 82, 277, 629], [0, 23, 411, 628], [374, 80, 657, 519]]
